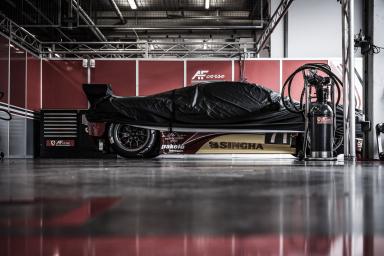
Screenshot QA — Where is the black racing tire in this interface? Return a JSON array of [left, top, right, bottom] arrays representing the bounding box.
[[108, 123, 160, 158]]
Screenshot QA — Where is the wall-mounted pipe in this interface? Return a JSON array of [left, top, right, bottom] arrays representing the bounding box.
[[283, 11, 288, 57], [41, 41, 257, 45], [71, 0, 107, 41], [43, 50, 251, 55], [112, 25, 263, 31], [108, 0, 126, 24]]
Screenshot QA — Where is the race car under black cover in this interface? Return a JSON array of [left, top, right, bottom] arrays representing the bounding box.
[[83, 81, 362, 158]]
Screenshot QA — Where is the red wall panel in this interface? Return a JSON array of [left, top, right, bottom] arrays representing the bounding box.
[[92, 60, 136, 96], [10, 47, 26, 108], [38, 59, 338, 109], [0, 36, 8, 104], [234, 60, 280, 92], [282, 60, 327, 101], [186, 61, 232, 85], [42, 60, 87, 109], [139, 61, 183, 96], [26, 54, 41, 111]]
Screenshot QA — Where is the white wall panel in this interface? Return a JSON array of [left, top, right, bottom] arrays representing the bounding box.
[[271, 0, 363, 58]]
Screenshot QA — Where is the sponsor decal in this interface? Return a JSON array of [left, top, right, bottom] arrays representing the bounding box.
[[316, 116, 332, 124], [197, 134, 295, 154], [159, 132, 296, 154], [160, 132, 189, 154], [162, 132, 185, 143], [209, 141, 264, 150], [192, 70, 225, 80], [161, 144, 185, 150], [46, 139, 75, 147]]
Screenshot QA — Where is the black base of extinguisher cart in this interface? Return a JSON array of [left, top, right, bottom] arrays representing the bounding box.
[[376, 123, 384, 161]]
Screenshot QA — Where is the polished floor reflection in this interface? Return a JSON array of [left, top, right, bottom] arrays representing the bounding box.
[[0, 158, 384, 255]]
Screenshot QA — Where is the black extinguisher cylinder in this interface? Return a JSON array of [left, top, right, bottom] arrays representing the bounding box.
[[309, 103, 334, 158]]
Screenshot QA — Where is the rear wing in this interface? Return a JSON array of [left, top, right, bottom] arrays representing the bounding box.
[[83, 84, 113, 106]]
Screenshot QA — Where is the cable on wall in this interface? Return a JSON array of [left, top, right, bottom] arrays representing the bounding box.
[[354, 30, 384, 55]]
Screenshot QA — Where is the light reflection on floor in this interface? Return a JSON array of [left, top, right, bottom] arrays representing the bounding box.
[[0, 159, 383, 255]]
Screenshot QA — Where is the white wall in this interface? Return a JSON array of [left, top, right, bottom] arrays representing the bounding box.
[[271, 0, 363, 58], [288, 0, 342, 57]]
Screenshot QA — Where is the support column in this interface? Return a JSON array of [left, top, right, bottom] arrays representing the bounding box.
[[341, 0, 356, 160], [365, 0, 384, 159]]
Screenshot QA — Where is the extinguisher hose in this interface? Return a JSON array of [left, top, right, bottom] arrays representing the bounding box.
[[281, 63, 342, 114]]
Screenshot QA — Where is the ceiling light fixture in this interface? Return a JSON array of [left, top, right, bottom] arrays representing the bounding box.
[[128, 0, 137, 10], [205, 0, 210, 9]]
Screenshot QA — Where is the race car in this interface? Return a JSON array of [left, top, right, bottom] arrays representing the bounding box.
[[82, 81, 361, 158]]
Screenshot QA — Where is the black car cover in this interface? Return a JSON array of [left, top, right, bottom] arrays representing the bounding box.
[[113, 82, 282, 122], [84, 81, 306, 130]]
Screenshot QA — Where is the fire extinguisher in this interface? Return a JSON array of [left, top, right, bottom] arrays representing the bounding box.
[[281, 63, 341, 160], [306, 73, 334, 160], [308, 83, 334, 159]]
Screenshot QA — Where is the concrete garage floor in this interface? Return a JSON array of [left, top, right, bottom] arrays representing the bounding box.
[[0, 159, 384, 255]]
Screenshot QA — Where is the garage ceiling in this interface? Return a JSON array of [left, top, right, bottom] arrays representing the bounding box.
[[0, 0, 270, 58]]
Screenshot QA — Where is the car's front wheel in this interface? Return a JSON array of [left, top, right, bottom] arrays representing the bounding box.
[[108, 123, 159, 158]]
